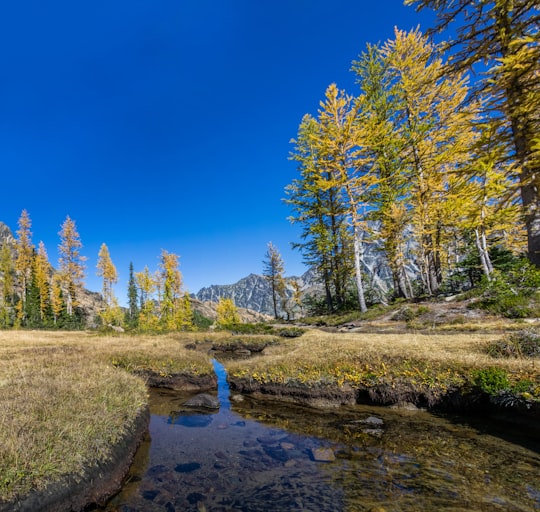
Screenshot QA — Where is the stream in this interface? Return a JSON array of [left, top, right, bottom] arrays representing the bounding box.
[[103, 360, 540, 511]]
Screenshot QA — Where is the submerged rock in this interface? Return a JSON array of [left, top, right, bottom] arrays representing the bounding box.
[[183, 393, 220, 409], [310, 447, 335, 462]]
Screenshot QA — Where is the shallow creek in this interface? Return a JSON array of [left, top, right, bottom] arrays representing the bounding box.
[[103, 360, 540, 511]]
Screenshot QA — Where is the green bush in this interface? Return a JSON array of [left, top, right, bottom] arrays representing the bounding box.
[[228, 323, 275, 335], [475, 261, 540, 318], [276, 327, 306, 338], [486, 329, 540, 358], [472, 367, 510, 394]]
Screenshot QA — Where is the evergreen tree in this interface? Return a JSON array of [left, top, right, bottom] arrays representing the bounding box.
[[126, 262, 139, 327], [262, 242, 286, 319]]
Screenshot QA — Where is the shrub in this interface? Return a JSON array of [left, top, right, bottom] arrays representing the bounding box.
[[472, 367, 510, 394], [228, 323, 275, 335], [475, 261, 540, 318], [486, 329, 540, 359], [392, 306, 429, 322], [276, 327, 306, 338]]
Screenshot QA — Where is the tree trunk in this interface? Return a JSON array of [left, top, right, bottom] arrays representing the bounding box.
[[353, 226, 368, 313], [475, 227, 493, 280]]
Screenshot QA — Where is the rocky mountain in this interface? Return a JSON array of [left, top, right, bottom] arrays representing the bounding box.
[[194, 237, 419, 317], [190, 297, 270, 324], [195, 269, 322, 318]]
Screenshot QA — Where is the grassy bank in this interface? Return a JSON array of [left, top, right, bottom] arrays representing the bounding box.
[[1, 327, 538, 505], [226, 329, 540, 404], [0, 331, 214, 504]]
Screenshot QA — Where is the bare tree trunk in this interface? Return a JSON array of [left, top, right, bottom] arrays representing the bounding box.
[[475, 227, 493, 280], [353, 226, 368, 313]]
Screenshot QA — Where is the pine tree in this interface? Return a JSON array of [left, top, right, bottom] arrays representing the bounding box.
[[126, 262, 139, 327], [57, 216, 86, 317], [25, 256, 42, 328], [262, 242, 286, 319], [406, 0, 540, 266]]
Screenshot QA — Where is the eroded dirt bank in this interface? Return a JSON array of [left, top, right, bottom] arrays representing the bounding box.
[[228, 376, 540, 422]]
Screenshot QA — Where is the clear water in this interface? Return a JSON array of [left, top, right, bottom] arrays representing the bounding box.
[[104, 360, 540, 511]]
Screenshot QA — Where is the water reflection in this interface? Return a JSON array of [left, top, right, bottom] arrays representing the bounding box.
[[104, 360, 540, 511]]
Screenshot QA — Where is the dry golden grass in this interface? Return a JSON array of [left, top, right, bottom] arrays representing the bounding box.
[[226, 329, 540, 389], [0, 330, 216, 503], [1, 328, 538, 503]]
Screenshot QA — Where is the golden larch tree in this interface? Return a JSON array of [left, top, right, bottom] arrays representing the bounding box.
[[57, 216, 86, 317]]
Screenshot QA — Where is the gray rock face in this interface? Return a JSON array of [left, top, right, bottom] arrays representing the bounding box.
[[195, 269, 322, 318], [183, 393, 220, 409], [0, 222, 14, 246]]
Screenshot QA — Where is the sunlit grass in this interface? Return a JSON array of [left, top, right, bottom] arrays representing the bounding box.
[[226, 329, 540, 396], [1, 326, 539, 504], [0, 330, 214, 503]]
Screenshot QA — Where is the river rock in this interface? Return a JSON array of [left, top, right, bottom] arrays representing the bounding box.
[[362, 416, 384, 425], [310, 447, 335, 462], [183, 393, 220, 409]]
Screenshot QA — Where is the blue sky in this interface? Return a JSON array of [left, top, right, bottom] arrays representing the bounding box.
[[0, 1, 433, 303]]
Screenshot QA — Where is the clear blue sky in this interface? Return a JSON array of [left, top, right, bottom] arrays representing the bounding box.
[[0, 1, 433, 303]]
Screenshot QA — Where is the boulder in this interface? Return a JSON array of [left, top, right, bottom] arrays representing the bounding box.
[[183, 393, 220, 409]]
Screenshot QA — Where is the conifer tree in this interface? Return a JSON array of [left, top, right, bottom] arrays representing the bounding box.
[[159, 249, 183, 330], [126, 262, 139, 326], [14, 210, 34, 324], [352, 44, 414, 299], [33, 241, 52, 324], [50, 274, 64, 326], [262, 242, 286, 319], [286, 114, 353, 311], [406, 0, 540, 266], [135, 266, 158, 331], [96, 243, 122, 327], [381, 28, 478, 295], [315, 83, 371, 312], [0, 243, 15, 327], [57, 216, 86, 317], [96, 243, 118, 307], [216, 297, 240, 328]]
